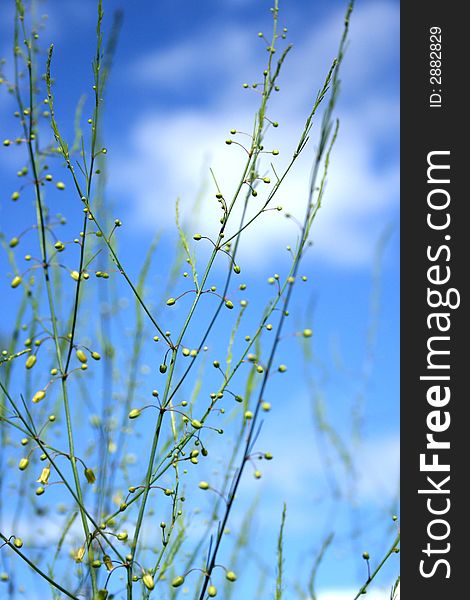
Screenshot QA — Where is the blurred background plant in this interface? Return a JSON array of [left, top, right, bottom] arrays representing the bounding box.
[[0, 0, 399, 599]]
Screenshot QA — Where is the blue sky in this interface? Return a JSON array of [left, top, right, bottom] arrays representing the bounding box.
[[0, 0, 399, 598]]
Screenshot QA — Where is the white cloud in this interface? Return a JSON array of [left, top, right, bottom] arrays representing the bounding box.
[[111, 0, 399, 270], [263, 431, 399, 503], [131, 26, 256, 92], [232, 424, 399, 537]]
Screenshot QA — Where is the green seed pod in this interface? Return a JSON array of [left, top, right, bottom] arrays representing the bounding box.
[[182, 347, 190, 356], [199, 481, 210, 490], [208, 585, 217, 597], [261, 402, 271, 411], [18, 458, 29, 471], [213, 360, 220, 368], [21, 438, 28, 446], [256, 365, 264, 373], [3, 139, 11, 146], [13, 538, 23, 549], [226, 571, 237, 582], [264, 452, 273, 460], [91, 351, 101, 360], [32, 389, 46, 403], [159, 364, 167, 374], [233, 264, 241, 274], [362, 551, 370, 560], [25, 355, 36, 369], [278, 364, 287, 373], [191, 419, 202, 429], [11, 191, 20, 201], [225, 300, 234, 310], [164, 488, 173, 496], [235, 395, 243, 403], [91, 560, 102, 569], [225, 139, 232, 145], [85, 468, 96, 484], [76, 349, 88, 363], [36, 486, 45, 496], [9, 237, 19, 248], [171, 575, 185, 588], [272, 149, 279, 156], [71, 270, 80, 281], [128, 408, 141, 419], [302, 328, 313, 338], [193, 233, 202, 241], [56, 181, 65, 190], [117, 531, 128, 541], [45, 174, 53, 181], [254, 470, 262, 479], [54, 241, 65, 252], [103, 555, 113, 571], [37, 466, 50, 484], [142, 573, 155, 590], [94, 590, 108, 600], [11, 275, 22, 288], [166, 297, 176, 306], [244, 411, 253, 419]]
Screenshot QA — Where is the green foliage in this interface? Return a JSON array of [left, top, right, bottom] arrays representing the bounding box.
[[0, 1, 397, 598]]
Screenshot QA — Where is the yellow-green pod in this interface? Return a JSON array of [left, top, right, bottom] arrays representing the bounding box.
[[18, 458, 29, 471], [25, 355, 36, 369], [76, 349, 88, 363], [142, 573, 155, 590], [85, 468, 96, 484], [171, 575, 185, 588]]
